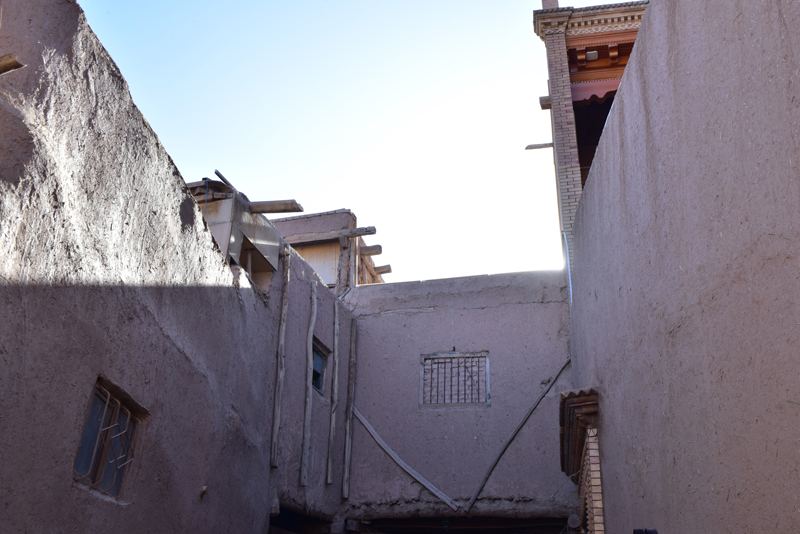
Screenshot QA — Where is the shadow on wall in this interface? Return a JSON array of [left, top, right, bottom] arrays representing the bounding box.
[[0, 282, 350, 533]]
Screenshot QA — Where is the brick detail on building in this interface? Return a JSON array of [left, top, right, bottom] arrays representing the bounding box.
[[545, 30, 582, 266], [578, 428, 605, 533]]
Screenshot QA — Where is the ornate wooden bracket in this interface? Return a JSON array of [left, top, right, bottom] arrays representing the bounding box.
[[559, 387, 599, 482], [609, 44, 620, 65]]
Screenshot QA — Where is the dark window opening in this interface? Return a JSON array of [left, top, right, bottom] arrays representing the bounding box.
[[573, 91, 616, 187], [74, 380, 145, 498], [312, 345, 326, 393]]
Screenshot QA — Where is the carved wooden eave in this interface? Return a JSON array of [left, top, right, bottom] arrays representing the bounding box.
[[559, 387, 599, 483], [533, 2, 649, 42]]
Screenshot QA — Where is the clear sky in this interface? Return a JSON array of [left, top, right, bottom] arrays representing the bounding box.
[[78, 0, 608, 283]]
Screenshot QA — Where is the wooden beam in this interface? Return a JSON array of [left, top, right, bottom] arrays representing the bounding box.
[[464, 357, 572, 512], [326, 302, 340, 485], [249, 200, 304, 214], [0, 54, 24, 76], [373, 265, 391, 276], [525, 143, 554, 150], [285, 227, 376, 246], [352, 406, 459, 512], [359, 245, 382, 257], [300, 281, 318, 486], [193, 192, 234, 200], [341, 318, 358, 499], [270, 246, 291, 467]]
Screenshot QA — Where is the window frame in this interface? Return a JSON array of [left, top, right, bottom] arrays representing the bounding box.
[[419, 351, 490, 408], [73, 380, 144, 498], [311, 340, 330, 395]]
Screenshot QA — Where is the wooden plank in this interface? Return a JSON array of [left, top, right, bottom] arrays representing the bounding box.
[[192, 192, 234, 200], [464, 357, 572, 512], [270, 246, 292, 467], [0, 54, 24, 76], [341, 318, 358, 499], [249, 200, 304, 214], [284, 227, 376, 246], [359, 245, 382, 257], [299, 281, 318, 486], [326, 302, 340, 484], [352, 406, 459, 512], [373, 265, 392, 276], [525, 142, 554, 150], [294, 243, 340, 286]]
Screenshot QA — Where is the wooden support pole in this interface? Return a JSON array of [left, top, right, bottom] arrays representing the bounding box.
[[270, 246, 291, 467], [284, 227, 376, 246], [352, 407, 459, 512], [341, 318, 358, 499], [300, 281, 318, 486], [374, 265, 392, 276], [326, 302, 340, 485], [360, 245, 382, 257], [335, 236, 351, 297], [464, 358, 571, 512], [249, 199, 304, 214]]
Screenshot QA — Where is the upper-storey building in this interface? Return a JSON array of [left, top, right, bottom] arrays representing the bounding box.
[[533, 1, 648, 262]]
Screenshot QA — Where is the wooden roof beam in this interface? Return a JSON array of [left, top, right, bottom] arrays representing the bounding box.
[[284, 226, 376, 246], [249, 200, 304, 214], [374, 265, 391, 276], [360, 245, 382, 257]]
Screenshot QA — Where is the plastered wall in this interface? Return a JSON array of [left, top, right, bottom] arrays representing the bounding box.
[[343, 273, 576, 518], [0, 1, 354, 531], [570, 0, 800, 531]]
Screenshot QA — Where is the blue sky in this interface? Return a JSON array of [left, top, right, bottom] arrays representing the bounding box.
[[78, 0, 608, 282]]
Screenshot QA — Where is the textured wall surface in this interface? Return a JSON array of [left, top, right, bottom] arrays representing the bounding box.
[[570, 0, 800, 532], [344, 272, 576, 518], [0, 1, 353, 531]]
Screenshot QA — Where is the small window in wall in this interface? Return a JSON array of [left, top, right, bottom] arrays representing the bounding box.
[[74, 380, 145, 497], [312, 343, 328, 393], [420, 351, 489, 407]]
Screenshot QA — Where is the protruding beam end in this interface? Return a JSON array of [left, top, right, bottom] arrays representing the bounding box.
[[360, 245, 382, 257], [525, 142, 554, 151]]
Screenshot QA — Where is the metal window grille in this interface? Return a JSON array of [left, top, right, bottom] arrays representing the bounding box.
[[420, 352, 489, 406], [73, 384, 137, 497]]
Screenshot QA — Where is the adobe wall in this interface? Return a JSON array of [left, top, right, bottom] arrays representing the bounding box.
[[0, 1, 353, 531], [570, 0, 800, 532], [343, 273, 576, 518]]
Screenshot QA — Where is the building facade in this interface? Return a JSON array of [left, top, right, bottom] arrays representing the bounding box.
[[2, 0, 799, 533]]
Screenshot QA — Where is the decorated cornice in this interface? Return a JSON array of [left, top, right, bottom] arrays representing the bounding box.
[[534, 1, 648, 41], [559, 387, 599, 483]]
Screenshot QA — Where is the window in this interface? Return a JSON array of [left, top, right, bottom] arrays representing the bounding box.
[[74, 381, 142, 497], [420, 351, 489, 407], [312, 346, 326, 393]]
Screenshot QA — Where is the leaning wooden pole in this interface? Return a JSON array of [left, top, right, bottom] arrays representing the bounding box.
[[352, 406, 459, 511], [326, 302, 341, 484], [341, 317, 358, 499], [299, 281, 318, 486], [270, 246, 291, 468], [464, 358, 572, 512]]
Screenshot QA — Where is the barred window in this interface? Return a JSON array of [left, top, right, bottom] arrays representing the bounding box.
[[74, 381, 143, 497], [420, 352, 489, 407]]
